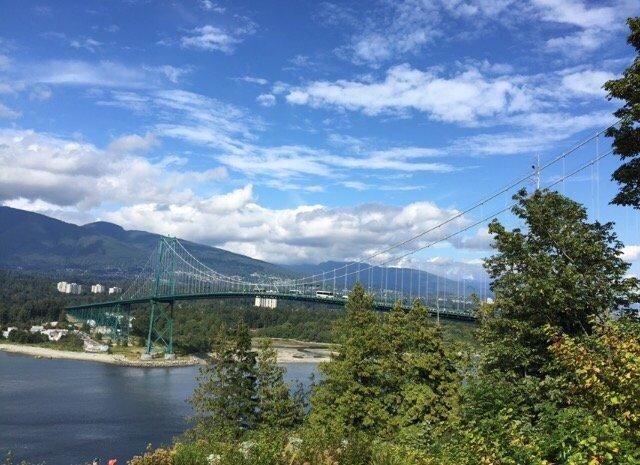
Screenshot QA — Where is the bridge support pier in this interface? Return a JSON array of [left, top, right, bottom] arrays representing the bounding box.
[[144, 300, 174, 358]]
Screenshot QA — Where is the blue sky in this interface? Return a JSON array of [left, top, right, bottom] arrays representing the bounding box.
[[0, 0, 638, 279]]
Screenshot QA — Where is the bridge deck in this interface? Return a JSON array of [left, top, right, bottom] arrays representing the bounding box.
[[66, 291, 476, 321]]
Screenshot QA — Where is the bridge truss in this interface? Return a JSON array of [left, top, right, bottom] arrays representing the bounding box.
[[66, 236, 475, 357]]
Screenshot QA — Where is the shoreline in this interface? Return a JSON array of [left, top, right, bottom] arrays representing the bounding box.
[[0, 342, 332, 367]]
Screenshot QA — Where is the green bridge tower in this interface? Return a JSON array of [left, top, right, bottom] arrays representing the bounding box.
[[142, 236, 177, 360]]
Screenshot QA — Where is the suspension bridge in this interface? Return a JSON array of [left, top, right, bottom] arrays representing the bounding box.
[[66, 124, 619, 359], [66, 236, 476, 359]]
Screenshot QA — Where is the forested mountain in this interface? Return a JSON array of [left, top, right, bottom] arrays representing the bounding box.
[[0, 206, 292, 280]]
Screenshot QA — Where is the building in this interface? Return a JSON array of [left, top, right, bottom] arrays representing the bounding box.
[[108, 287, 122, 295], [91, 284, 105, 294], [57, 282, 82, 294], [2, 327, 17, 338]]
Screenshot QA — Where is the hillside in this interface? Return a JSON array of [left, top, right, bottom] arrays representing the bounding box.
[[0, 206, 292, 280]]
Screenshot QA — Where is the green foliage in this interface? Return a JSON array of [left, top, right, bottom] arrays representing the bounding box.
[[188, 321, 304, 442], [0, 270, 68, 327], [547, 319, 640, 444], [53, 333, 85, 351], [310, 283, 460, 442], [127, 446, 174, 465], [605, 17, 640, 209], [7, 329, 47, 344], [481, 189, 637, 377], [189, 321, 259, 440], [255, 340, 304, 430]]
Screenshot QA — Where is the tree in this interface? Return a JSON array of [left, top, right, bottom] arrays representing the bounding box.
[[309, 283, 460, 441], [189, 321, 258, 439], [605, 17, 640, 209], [255, 339, 304, 430], [481, 189, 637, 377], [548, 319, 640, 446]]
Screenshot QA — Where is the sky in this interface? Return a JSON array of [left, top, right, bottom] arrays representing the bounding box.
[[0, 0, 639, 280]]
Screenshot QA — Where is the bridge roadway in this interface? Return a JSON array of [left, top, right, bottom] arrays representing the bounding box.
[[66, 291, 476, 322]]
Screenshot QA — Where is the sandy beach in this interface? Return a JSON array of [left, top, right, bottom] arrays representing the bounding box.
[[0, 340, 332, 366]]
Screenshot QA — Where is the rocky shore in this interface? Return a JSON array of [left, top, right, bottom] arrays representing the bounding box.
[[0, 340, 332, 366]]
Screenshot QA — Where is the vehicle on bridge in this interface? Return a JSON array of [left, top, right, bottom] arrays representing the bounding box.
[[315, 290, 334, 299]]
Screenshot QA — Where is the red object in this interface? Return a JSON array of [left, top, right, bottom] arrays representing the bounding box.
[[108, 460, 117, 465]]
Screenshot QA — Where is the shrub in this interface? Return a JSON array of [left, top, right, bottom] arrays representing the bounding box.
[[127, 446, 173, 465]]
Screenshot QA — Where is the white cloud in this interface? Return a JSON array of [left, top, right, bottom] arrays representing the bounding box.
[[107, 132, 159, 153], [256, 93, 276, 107], [286, 64, 533, 123], [29, 85, 52, 101], [533, 0, 616, 29], [152, 65, 193, 84], [235, 76, 268, 85], [103, 194, 472, 265], [533, 0, 639, 56], [623, 245, 640, 263], [456, 227, 494, 250], [181, 24, 255, 53], [561, 70, 615, 96], [323, 0, 520, 66], [29, 60, 159, 88], [200, 0, 225, 12], [0, 102, 20, 118], [70, 37, 102, 52], [0, 128, 226, 209], [285, 62, 618, 131]]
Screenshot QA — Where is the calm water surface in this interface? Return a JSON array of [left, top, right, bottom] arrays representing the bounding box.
[[0, 351, 317, 465]]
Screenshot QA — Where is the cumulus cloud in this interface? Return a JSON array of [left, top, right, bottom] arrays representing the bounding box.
[[456, 227, 494, 250], [285, 63, 617, 129], [0, 128, 226, 209], [623, 245, 640, 263], [104, 194, 472, 265], [286, 64, 532, 123]]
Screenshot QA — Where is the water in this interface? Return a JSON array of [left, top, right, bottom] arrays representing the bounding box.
[[0, 351, 317, 465]]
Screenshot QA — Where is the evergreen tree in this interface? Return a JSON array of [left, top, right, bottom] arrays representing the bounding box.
[[189, 321, 258, 439], [256, 339, 304, 430], [481, 189, 637, 377], [310, 282, 460, 441], [605, 17, 640, 209]]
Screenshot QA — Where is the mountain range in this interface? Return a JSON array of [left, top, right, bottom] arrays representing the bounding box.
[[0, 206, 476, 296], [0, 206, 290, 281]]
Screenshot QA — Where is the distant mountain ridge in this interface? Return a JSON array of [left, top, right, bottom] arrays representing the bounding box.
[[0, 206, 292, 280], [0, 207, 478, 298], [287, 261, 482, 296]]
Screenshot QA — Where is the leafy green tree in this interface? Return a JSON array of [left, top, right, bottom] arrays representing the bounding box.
[[605, 17, 640, 209], [310, 283, 460, 441], [256, 339, 304, 430], [189, 321, 258, 439], [481, 189, 637, 377]]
